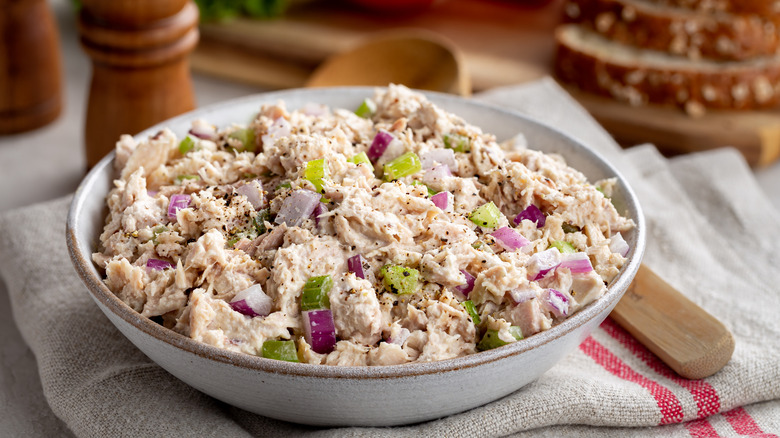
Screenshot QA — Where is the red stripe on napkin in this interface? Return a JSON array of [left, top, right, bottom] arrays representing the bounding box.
[[600, 318, 721, 418], [685, 418, 721, 437], [580, 336, 685, 424], [722, 407, 779, 438]]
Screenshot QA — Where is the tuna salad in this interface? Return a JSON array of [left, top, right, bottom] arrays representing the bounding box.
[[93, 84, 634, 366]]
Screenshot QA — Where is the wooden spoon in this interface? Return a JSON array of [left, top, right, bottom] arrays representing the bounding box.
[[611, 264, 734, 379], [306, 29, 471, 97], [308, 33, 734, 379]]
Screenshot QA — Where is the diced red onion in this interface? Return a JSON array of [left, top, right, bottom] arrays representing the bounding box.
[[509, 285, 537, 303], [544, 288, 569, 317], [527, 248, 562, 281], [420, 148, 457, 171], [168, 194, 191, 220], [609, 232, 630, 257], [514, 204, 545, 228], [312, 202, 327, 226], [275, 190, 320, 227], [261, 117, 291, 147], [235, 180, 264, 210], [188, 121, 217, 140], [388, 327, 411, 346], [347, 254, 368, 279], [367, 129, 394, 163], [147, 190, 158, 197], [271, 117, 291, 137], [454, 270, 475, 296], [146, 258, 174, 271], [430, 191, 453, 212], [303, 309, 337, 354], [559, 252, 593, 274], [491, 226, 530, 252], [533, 268, 554, 281], [229, 284, 273, 318], [301, 102, 328, 116], [422, 164, 452, 186]]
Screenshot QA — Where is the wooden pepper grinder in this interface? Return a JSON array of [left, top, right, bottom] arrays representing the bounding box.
[[0, 0, 63, 134], [78, 0, 199, 167]]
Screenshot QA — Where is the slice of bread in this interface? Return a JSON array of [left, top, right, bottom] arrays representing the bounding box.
[[651, 0, 780, 16], [554, 24, 780, 114], [563, 0, 780, 61]]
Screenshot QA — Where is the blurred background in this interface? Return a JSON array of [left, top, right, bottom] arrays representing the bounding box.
[[1, 0, 779, 213]]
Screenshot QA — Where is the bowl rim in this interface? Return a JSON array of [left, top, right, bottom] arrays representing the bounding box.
[[66, 86, 646, 379]]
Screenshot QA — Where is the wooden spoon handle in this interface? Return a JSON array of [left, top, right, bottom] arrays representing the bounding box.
[[610, 264, 734, 380]]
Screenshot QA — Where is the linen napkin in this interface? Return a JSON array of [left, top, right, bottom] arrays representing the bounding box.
[[1, 78, 779, 437]]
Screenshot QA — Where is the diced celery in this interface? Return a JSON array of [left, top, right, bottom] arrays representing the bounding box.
[[228, 128, 256, 152], [562, 223, 581, 233], [178, 136, 195, 155], [261, 340, 299, 362], [411, 181, 437, 197], [151, 225, 168, 245], [175, 174, 200, 182], [276, 182, 292, 191], [227, 226, 259, 248], [253, 209, 270, 234], [468, 202, 501, 229], [472, 240, 495, 254], [509, 326, 523, 341], [477, 329, 508, 351], [301, 275, 333, 311], [348, 152, 374, 171], [380, 265, 420, 295], [383, 152, 422, 181], [227, 236, 242, 248], [355, 98, 376, 118], [596, 186, 616, 207], [549, 240, 576, 254], [305, 158, 329, 193], [461, 300, 481, 325], [443, 133, 471, 152]]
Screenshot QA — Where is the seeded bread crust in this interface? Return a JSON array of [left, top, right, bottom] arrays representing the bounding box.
[[653, 0, 780, 15], [554, 25, 780, 115], [563, 0, 780, 61]]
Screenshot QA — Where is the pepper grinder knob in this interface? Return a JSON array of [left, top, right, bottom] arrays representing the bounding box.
[[78, 0, 199, 168]]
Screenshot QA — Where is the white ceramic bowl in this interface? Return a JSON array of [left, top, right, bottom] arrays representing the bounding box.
[[67, 87, 645, 427]]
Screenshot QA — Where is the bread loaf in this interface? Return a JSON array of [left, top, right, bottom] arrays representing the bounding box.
[[554, 24, 780, 115], [652, 0, 780, 15], [563, 0, 780, 61]]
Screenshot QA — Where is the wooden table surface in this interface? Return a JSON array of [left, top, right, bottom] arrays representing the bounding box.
[[193, 0, 562, 91]]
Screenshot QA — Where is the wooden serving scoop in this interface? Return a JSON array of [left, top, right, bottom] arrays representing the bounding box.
[[611, 264, 735, 379], [306, 29, 471, 97]]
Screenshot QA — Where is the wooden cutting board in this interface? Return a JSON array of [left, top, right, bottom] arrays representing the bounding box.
[[193, 0, 558, 90], [191, 0, 780, 167]]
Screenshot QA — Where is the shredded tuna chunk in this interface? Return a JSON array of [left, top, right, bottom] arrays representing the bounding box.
[[329, 274, 383, 345]]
